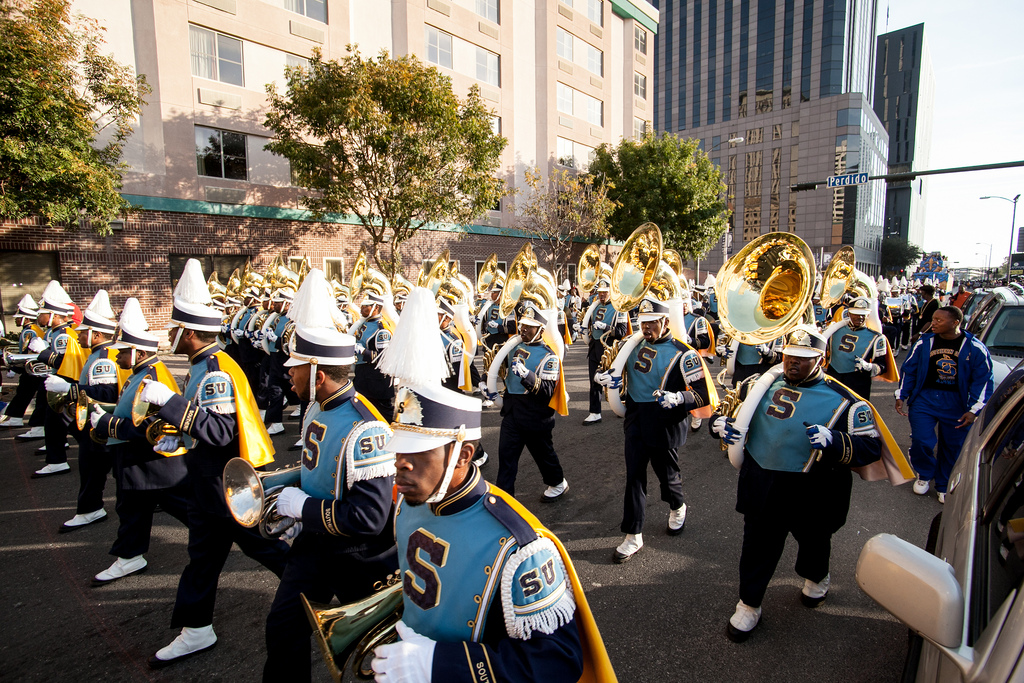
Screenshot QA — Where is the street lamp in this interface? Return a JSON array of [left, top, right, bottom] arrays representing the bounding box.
[[980, 193, 1021, 282]]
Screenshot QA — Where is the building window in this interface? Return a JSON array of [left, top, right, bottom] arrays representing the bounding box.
[[557, 82, 573, 115], [587, 0, 603, 26], [476, 0, 499, 24], [490, 115, 501, 135], [285, 53, 309, 71], [634, 25, 647, 54], [475, 46, 500, 86], [633, 117, 647, 139], [324, 258, 344, 282], [557, 83, 602, 127], [585, 97, 603, 126], [189, 25, 243, 86], [425, 26, 453, 69], [634, 72, 647, 99], [196, 126, 247, 180], [284, 0, 326, 23], [556, 136, 595, 171], [557, 27, 573, 61], [586, 43, 603, 77]]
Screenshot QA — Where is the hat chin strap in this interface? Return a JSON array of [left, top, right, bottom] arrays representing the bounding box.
[[308, 361, 318, 413], [425, 426, 467, 504], [171, 326, 185, 354], [130, 347, 137, 367]]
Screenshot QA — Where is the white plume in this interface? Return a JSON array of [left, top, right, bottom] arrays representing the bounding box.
[[41, 280, 72, 306], [290, 269, 340, 330], [85, 289, 115, 320], [118, 297, 150, 332], [173, 258, 213, 305], [17, 294, 37, 311], [377, 286, 449, 386]]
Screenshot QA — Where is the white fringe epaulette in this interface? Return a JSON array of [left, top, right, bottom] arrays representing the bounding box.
[[197, 370, 237, 415], [500, 536, 576, 640], [377, 287, 449, 386], [342, 421, 396, 491], [173, 258, 214, 305]]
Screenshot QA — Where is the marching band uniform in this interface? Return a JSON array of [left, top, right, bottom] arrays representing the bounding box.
[[351, 291, 396, 418], [824, 297, 894, 400], [728, 339, 782, 388], [711, 326, 907, 642], [812, 297, 829, 328], [231, 294, 263, 402], [683, 305, 711, 351], [481, 284, 515, 351], [1, 295, 46, 429], [264, 270, 398, 682], [494, 305, 569, 501], [142, 260, 289, 668], [259, 288, 295, 434], [598, 298, 716, 562], [438, 299, 465, 393], [91, 299, 191, 585], [583, 279, 628, 425]]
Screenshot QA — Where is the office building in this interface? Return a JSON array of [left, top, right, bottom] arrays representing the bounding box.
[[0, 0, 657, 328], [652, 0, 889, 276], [873, 23, 934, 248]]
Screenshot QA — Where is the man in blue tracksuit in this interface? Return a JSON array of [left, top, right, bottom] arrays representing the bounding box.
[[895, 305, 993, 503]]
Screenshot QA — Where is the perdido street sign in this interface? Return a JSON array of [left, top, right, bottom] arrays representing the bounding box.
[[826, 173, 869, 188]]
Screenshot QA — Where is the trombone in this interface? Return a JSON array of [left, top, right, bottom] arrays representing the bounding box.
[[130, 381, 188, 456], [222, 457, 302, 538]]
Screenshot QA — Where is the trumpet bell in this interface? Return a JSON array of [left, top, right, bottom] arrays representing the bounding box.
[[715, 233, 816, 345], [223, 457, 302, 538], [131, 380, 156, 427]]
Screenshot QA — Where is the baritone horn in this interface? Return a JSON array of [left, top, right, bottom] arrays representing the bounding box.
[[130, 380, 187, 456], [303, 575, 403, 682], [76, 392, 116, 443], [222, 457, 302, 538]]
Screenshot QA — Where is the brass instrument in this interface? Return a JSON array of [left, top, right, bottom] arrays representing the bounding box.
[[391, 272, 414, 302], [577, 244, 611, 299], [416, 249, 450, 296], [349, 248, 369, 296], [477, 253, 499, 296], [820, 245, 877, 308], [663, 249, 685, 278], [2, 350, 50, 376], [75, 392, 116, 444], [130, 381, 187, 456], [498, 244, 558, 318], [303, 574, 403, 682], [222, 457, 302, 538], [46, 387, 74, 418], [208, 271, 228, 303]]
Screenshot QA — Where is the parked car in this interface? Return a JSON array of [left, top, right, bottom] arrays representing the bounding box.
[[960, 288, 989, 322], [856, 358, 1024, 682], [962, 287, 1024, 387]]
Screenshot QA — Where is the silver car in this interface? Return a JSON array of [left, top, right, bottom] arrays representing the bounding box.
[[856, 360, 1024, 681], [964, 287, 1024, 387]]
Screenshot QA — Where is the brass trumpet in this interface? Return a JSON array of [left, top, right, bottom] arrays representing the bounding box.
[[130, 381, 187, 456], [3, 350, 50, 376], [222, 457, 302, 538], [75, 392, 116, 444], [303, 574, 404, 682]]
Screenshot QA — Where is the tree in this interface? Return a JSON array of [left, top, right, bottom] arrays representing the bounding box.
[[586, 132, 730, 261], [511, 167, 615, 276], [0, 0, 150, 232], [264, 48, 508, 277], [879, 239, 922, 276]]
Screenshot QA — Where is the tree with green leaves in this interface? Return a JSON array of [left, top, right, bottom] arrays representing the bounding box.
[[0, 0, 150, 232], [512, 167, 615, 277], [265, 48, 508, 277], [880, 239, 923, 276], [586, 132, 729, 262]]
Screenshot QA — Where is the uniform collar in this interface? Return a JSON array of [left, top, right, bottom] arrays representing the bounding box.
[[429, 464, 484, 516], [189, 343, 219, 365], [132, 355, 160, 375], [91, 340, 114, 353], [319, 380, 356, 412], [785, 367, 825, 387]]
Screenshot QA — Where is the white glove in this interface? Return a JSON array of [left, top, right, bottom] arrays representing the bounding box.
[[44, 375, 71, 393], [594, 371, 622, 389], [90, 404, 105, 429], [265, 330, 279, 343], [471, 315, 481, 325], [154, 435, 181, 454], [354, 343, 366, 355], [486, 320, 500, 332], [510, 359, 529, 379], [281, 521, 302, 541], [592, 320, 608, 331], [711, 415, 730, 437], [655, 390, 689, 409], [477, 381, 488, 394], [28, 337, 47, 353], [806, 424, 834, 449], [140, 378, 175, 407], [756, 343, 771, 357], [855, 358, 880, 376], [718, 346, 733, 359], [275, 486, 310, 519], [372, 621, 436, 683], [573, 322, 582, 333]]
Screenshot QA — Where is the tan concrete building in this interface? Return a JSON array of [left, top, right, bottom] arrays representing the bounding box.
[[0, 0, 657, 327]]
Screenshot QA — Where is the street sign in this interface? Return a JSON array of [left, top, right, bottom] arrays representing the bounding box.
[[1011, 253, 1024, 277], [826, 173, 869, 188]]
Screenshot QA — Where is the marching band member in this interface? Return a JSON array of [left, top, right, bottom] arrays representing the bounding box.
[[595, 297, 716, 563], [351, 290, 396, 418], [231, 288, 263, 406], [264, 269, 398, 681], [438, 298, 466, 393], [370, 293, 614, 683], [259, 286, 296, 436], [581, 278, 627, 425], [138, 260, 289, 669], [480, 278, 515, 350], [823, 296, 897, 400], [0, 295, 46, 430], [711, 325, 908, 642], [490, 303, 569, 501], [30, 280, 82, 476], [47, 290, 126, 530], [90, 298, 191, 585], [812, 294, 829, 328]]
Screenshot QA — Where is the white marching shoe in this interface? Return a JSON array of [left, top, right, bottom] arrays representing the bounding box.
[[60, 509, 107, 533], [690, 415, 703, 432], [266, 422, 285, 435], [17, 426, 45, 440], [613, 533, 643, 563], [727, 601, 762, 642], [542, 479, 569, 503], [32, 462, 70, 478], [149, 625, 217, 669], [667, 504, 687, 535], [289, 407, 301, 418], [801, 574, 830, 608], [582, 413, 602, 425], [0, 416, 24, 427], [93, 555, 148, 585]]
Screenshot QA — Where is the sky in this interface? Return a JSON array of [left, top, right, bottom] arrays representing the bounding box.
[[877, 0, 1024, 269]]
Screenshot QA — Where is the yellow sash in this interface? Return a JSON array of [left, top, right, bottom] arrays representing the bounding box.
[[214, 351, 275, 468], [549, 365, 570, 416], [56, 329, 87, 381], [699, 324, 716, 359], [152, 361, 180, 393], [107, 348, 129, 388], [562, 322, 573, 346], [489, 486, 618, 683], [878, 338, 900, 384]]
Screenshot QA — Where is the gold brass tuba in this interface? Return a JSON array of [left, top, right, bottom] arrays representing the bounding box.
[[302, 575, 404, 681], [222, 457, 302, 538], [498, 243, 558, 318], [477, 253, 500, 296], [820, 245, 877, 307], [416, 249, 450, 296], [577, 243, 610, 299], [130, 381, 188, 456], [662, 249, 685, 279]]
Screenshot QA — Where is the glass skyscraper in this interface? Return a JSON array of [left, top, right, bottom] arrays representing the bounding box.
[[652, 0, 888, 276]]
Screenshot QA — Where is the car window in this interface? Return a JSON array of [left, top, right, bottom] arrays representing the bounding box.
[[965, 291, 988, 321], [983, 308, 1024, 358], [971, 297, 1002, 336]]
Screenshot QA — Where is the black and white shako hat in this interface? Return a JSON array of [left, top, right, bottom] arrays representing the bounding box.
[[637, 296, 670, 322], [15, 294, 38, 319], [78, 289, 117, 333], [168, 259, 222, 333], [112, 298, 160, 353], [39, 280, 74, 316], [386, 382, 482, 454]]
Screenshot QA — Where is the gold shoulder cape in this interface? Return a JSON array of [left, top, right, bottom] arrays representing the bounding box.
[[214, 350, 275, 468]]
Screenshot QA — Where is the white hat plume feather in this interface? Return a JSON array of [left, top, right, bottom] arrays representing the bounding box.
[[85, 289, 115, 319], [173, 259, 213, 305], [119, 297, 149, 331], [41, 280, 72, 306], [377, 286, 449, 386], [290, 269, 341, 330]]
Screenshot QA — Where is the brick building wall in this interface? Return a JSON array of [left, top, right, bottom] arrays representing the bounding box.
[[0, 211, 622, 333]]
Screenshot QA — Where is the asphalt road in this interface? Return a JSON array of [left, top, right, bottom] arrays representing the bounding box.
[[0, 344, 937, 682]]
